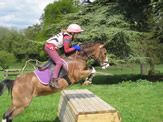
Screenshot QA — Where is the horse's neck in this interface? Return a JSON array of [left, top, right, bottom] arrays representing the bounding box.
[[78, 51, 92, 61], [79, 45, 97, 60], [61, 45, 97, 61]]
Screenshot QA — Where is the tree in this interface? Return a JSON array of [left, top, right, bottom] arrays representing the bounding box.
[[28, 0, 162, 76], [116, 0, 163, 75], [24, 24, 41, 40], [0, 27, 42, 62], [36, 0, 79, 41], [41, 0, 79, 28], [0, 51, 16, 69]]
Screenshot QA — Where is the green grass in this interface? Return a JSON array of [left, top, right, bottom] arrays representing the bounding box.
[[96, 64, 163, 75], [0, 64, 163, 122]]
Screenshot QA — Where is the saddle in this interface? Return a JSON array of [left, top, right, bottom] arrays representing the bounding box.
[[36, 58, 68, 78], [34, 58, 71, 85]]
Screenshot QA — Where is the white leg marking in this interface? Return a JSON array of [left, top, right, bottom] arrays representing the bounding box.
[[2, 119, 7, 122], [91, 67, 96, 74]]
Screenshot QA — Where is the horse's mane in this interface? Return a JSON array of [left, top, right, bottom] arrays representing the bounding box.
[[61, 41, 104, 58]]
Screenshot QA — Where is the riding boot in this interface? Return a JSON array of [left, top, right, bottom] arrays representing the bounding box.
[[49, 78, 60, 89]]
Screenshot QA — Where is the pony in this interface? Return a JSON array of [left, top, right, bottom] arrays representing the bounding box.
[[0, 42, 109, 122]]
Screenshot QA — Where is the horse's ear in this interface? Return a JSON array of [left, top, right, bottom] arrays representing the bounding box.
[[104, 42, 108, 47], [100, 42, 108, 48]]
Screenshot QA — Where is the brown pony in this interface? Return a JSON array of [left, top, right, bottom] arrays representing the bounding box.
[[0, 42, 109, 122]]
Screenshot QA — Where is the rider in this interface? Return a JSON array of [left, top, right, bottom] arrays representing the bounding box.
[[44, 24, 83, 88]]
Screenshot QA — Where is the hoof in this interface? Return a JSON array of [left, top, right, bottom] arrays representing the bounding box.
[[82, 81, 92, 86], [2, 119, 7, 122]]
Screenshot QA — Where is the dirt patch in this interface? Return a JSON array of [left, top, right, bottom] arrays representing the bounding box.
[[96, 71, 114, 76]]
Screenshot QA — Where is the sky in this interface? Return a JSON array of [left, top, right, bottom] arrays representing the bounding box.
[[0, 0, 54, 29], [0, 0, 95, 29]]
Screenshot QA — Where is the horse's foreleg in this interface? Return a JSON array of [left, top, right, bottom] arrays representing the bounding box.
[[78, 70, 91, 79], [83, 67, 96, 85], [85, 73, 95, 83], [75, 67, 96, 85]]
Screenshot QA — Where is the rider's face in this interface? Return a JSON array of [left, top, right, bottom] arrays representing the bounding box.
[[73, 33, 79, 39]]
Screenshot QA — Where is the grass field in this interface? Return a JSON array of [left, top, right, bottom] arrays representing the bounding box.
[[0, 64, 163, 122]]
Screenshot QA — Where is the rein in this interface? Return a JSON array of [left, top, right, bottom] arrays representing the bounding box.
[[70, 43, 109, 74], [77, 45, 108, 64], [71, 51, 78, 76]]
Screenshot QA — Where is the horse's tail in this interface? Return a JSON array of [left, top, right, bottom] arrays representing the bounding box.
[[0, 79, 14, 96]]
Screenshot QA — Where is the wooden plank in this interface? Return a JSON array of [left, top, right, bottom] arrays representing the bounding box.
[[72, 90, 96, 113], [7, 74, 18, 76], [84, 89, 115, 111], [75, 90, 101, 114], [4, 69, 21, 78], [79, 90, 111, 113], [4, 73, 19, 78], [59, 92, 78, 122], [77, 112, 120, 122], [58, 91, 77, 122], [63, 90, 84, 113], [64, 90, 88, 114], [60, 90, 86, 122], [4, 69, 21, 72], [65, 102, 76, 122], [58, 94, 68, 122], [62, 105, 72, 122], [84, 89, 117, 112], [58, 93, 64, 116], [69, 90, 95, 114]]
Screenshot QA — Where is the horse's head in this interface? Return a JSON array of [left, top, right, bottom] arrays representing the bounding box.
[[79, 42, 110, 69]]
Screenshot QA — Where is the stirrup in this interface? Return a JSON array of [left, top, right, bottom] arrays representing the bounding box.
[[49, 79, 60, 89]]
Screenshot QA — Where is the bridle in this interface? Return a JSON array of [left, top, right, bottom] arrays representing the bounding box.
[[77, 44, 109, 65], [96, 46, 110, 69], [97, 46, 108, 64]]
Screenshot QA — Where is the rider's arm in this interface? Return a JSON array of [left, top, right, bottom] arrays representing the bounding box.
[[63, 36, 75, 53]]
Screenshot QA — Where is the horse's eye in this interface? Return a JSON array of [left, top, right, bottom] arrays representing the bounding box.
[[104, 53, 107, 55]]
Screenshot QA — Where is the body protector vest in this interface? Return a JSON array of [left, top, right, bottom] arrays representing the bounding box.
[[46, 32, 70, 48]]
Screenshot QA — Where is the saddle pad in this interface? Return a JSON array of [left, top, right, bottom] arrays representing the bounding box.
[[34, 69, 52, 85], [34, 59, 68, 85]]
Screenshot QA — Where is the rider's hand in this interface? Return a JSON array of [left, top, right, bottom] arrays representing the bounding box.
[[72, 45, 81, 51]]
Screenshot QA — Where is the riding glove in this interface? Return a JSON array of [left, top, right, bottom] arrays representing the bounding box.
[[72, 45, 81, 51]]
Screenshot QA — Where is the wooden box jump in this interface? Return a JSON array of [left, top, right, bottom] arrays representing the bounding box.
[[58, 89, 121, 122]]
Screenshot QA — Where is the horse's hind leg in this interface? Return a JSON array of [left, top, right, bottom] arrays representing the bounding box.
[[2, 106, 16, 122], [2, 100, 32, 122], [2, 93, 32, 122], [8, 106, 28, 121]]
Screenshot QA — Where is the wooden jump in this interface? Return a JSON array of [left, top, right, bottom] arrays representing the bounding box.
[[4, 69, 32, 78], [4, 69, 21, 78], [3, 59, 42, 78], [58, 89, 121, 122]]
